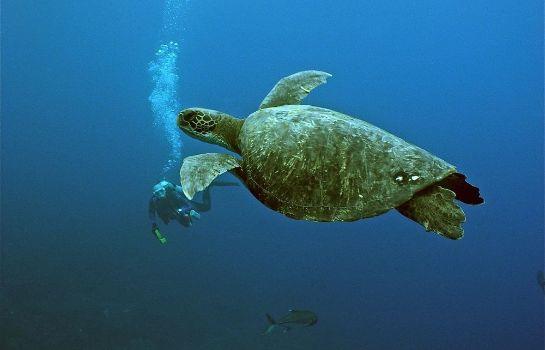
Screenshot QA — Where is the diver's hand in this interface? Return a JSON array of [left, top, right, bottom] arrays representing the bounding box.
[[186, 210, 200, 227]]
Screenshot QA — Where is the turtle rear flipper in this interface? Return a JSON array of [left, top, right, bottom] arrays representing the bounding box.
[[396, 186, 466, 240]]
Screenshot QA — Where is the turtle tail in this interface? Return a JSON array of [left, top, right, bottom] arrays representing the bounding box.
[[436, 173, 484, 205]]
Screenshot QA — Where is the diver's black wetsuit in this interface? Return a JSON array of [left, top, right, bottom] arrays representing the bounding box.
[[148, 183, 211, 228]]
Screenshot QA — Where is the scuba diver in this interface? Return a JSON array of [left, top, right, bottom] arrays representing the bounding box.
[[149, 180, 236, 243]]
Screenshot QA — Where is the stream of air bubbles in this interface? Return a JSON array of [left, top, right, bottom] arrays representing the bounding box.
[[148, 0, 190, 175]]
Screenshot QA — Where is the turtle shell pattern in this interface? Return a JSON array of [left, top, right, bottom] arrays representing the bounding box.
[[237, 105, 456, 221]]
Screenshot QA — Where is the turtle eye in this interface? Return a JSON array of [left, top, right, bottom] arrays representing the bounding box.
[[178, 111, 195, 128], [181, 112, 194, 124]]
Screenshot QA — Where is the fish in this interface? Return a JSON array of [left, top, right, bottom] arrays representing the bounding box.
[[263, 309, 318, 334], [537, 271, 545, 293]]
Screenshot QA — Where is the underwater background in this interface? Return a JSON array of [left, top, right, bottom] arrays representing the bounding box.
[[1, 0, 543, 349]]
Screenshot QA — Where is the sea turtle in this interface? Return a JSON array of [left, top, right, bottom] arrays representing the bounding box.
[[177, 70, 484, 239]]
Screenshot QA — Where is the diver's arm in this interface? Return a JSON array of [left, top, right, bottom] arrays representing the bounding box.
[[174, 185, 211, 212], [190, 188, 211, 212], [190, 181, 239, 211]]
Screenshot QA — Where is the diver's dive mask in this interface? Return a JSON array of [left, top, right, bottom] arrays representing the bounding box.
[[153, 180, 175, 199]]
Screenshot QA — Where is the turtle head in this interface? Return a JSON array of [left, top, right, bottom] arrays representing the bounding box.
[[177, 108, 242, 153]]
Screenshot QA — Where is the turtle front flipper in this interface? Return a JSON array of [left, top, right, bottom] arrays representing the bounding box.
[[180, 153, 241, 200], [396, 186, 466, 240], [259, 70, 332, 109]]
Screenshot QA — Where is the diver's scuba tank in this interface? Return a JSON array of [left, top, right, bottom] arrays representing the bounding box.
[[151, 223, 167, 244]]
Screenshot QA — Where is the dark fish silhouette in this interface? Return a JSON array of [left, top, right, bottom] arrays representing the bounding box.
[[263, 309, 317, 334], [537, 271, 545, 293]]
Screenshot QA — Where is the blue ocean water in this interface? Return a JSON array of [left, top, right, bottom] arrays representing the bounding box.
[[1, 0, 543, 349]]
